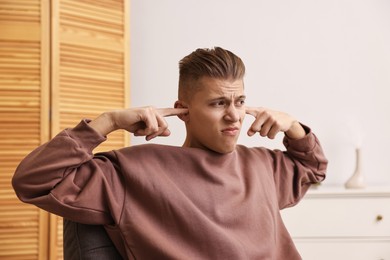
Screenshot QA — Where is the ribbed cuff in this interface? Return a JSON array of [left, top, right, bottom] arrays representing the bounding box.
[[283, 124, 316, 152], [64, 119, 107, 152]]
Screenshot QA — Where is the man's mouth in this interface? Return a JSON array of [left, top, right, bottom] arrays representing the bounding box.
[[221, 127, 240, 136]]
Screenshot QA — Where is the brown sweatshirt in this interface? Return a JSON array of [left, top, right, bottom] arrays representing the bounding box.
[[12, 120, 327, 259]]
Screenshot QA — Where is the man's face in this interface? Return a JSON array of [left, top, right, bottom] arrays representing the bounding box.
[[184, 77, 246, 154]]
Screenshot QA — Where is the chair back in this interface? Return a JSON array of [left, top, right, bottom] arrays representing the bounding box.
[[63, 219, 122, 260]]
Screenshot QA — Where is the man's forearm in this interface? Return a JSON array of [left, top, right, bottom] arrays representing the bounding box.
[[89, 111, 117, 136]]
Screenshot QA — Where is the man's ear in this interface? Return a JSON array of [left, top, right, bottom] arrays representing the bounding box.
[[174, 101, 189, 122]]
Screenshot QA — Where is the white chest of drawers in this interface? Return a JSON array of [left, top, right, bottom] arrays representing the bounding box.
[[281, 187, 390, 260]]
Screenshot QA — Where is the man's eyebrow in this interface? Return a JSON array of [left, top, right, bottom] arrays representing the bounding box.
[[207, 95, 246, 104], [209, 95, 246, 100], [207, 96, 227, 101]]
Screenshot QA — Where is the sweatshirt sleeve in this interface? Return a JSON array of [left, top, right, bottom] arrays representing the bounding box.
[[272, 124, 328, 209], [12, 120, 125, 225]]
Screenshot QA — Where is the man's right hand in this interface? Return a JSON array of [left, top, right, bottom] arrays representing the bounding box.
[[89, 107, 188, 140]]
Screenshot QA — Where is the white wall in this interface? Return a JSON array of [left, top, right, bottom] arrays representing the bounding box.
[[130, 0, 390, 186]]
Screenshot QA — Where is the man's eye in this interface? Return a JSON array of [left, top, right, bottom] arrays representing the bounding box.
[[212, 101, 226, 107], [236, 100, 245, 107]]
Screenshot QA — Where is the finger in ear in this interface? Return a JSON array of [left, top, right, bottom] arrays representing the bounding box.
[[174, 101, 189, 121]]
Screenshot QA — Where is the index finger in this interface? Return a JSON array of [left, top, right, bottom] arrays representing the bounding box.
[[245, 106, 265, 117], [158, 108, 188, 117]]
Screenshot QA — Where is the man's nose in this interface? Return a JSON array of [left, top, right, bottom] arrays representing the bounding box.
[[224, 104, 240, 122]]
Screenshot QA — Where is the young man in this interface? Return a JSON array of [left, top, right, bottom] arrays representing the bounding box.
[[13, 47, 327, 259]]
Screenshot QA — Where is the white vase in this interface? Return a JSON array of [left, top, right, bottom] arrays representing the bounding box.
[[345, 148, 366, 189]]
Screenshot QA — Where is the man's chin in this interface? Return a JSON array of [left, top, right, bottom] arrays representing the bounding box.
[[211, 144, 237, 154]]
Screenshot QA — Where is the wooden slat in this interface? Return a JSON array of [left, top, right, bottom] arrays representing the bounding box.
[[61, 0, 123, 15], [0, 23, 40, 41], [60, 14, 123, 34], [61, 5, 122, 26], [59, 27, 124, 51], [0, 1, 40, 23]]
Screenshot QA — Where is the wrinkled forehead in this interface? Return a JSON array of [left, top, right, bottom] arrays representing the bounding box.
[[196, 77, 244, 96]]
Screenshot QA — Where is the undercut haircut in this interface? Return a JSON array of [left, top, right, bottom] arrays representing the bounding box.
[[178, 47, 245, 101]]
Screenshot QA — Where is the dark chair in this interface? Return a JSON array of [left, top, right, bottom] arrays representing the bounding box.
[[63, 219, 123, 260]]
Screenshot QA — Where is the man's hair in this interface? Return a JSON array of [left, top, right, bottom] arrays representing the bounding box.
[[178, 47, 245, 101]]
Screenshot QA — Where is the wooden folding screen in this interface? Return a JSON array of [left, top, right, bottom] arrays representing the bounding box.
[[0, 0, 129, 259], [50, 0, 129, 258], [0, 1, 50, 259]]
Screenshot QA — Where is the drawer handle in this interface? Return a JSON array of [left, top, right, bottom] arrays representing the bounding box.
[[376, 215, 383, 222]]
